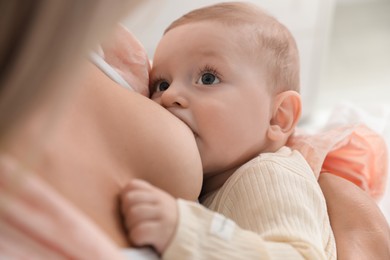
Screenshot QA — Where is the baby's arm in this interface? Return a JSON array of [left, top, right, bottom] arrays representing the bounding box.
[[121, 173, 390, 259], [121, 156, 332, 259], [121, 179, 302, 259], [208, 155, 334, 259]]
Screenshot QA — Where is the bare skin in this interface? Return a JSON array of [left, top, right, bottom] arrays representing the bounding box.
[[319, 173, 390, 259], [5, 61, 202, 247], [2, 60, 389, 257], [2, 32, 389, 256]]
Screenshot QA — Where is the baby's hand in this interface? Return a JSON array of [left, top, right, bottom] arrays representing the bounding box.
[[121, 179, 178, 254]]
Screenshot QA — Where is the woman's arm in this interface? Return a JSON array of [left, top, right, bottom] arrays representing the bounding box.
[[319, 173, 390, 259]]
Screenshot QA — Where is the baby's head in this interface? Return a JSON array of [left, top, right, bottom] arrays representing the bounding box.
[[164, 2, 300, 95], [150, 2, 302, 177]]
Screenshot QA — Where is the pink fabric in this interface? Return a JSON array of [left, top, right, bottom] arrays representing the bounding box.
[[288, 124, 388, 201]]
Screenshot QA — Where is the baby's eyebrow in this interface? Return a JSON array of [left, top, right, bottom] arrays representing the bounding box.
[[197, 49, 227, 60]]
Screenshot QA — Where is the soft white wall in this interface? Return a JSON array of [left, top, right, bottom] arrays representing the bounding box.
[[316, 0, 390, 111]]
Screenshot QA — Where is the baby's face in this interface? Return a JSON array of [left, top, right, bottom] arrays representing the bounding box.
[[150, 21, 274, 177]]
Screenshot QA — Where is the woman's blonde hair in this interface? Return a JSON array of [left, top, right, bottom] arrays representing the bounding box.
[[165, 2, 300, 94], [0, 0, 141, 140]]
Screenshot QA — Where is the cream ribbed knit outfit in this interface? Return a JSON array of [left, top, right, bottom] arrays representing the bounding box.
[[164, 147, 336, 259]]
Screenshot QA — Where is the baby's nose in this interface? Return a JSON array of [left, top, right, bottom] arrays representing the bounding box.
[[160, 83, 188, 108]]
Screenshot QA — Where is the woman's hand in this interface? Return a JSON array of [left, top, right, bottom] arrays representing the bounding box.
[[101, 24, 151, 97], [319, 173, 390, 259], [121, 179, 178, 254]]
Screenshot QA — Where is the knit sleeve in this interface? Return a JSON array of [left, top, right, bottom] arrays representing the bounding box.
[[163, 154, 336, 259], [163, 199, 303, 259], [216, 157, 336, 259]]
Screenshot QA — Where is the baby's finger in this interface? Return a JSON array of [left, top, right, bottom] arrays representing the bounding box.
[[124, 204, 159, 230], [129, 221, 160, 249], [121, 190, 157, 213], [129, 179, 156, 190], [121, 179, 155, 195]]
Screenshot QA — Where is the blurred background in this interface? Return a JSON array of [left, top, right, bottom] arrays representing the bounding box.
[[318, 0, 390, 111], [123, 0, 390, 220]]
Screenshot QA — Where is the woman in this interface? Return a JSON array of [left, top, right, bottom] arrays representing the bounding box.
[[0, 0, 389, 258]]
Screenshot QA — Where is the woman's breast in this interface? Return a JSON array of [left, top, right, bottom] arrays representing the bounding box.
[[35, 125, 135, 247]]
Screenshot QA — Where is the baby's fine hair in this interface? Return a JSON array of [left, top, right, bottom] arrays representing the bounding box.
[[165, 2, 300, 94]]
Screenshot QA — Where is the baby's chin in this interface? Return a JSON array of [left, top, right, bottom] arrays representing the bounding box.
[[101, 24, 150, 97]]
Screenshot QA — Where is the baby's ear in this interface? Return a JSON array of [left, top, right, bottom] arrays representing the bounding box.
[[267, 91, 301, 141]]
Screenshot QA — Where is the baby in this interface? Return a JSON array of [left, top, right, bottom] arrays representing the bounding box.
[[121, 2, 336, 259]]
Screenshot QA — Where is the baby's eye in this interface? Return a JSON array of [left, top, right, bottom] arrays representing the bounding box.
[[155, 81, 170, 92], [196, 73, 220, 85]]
